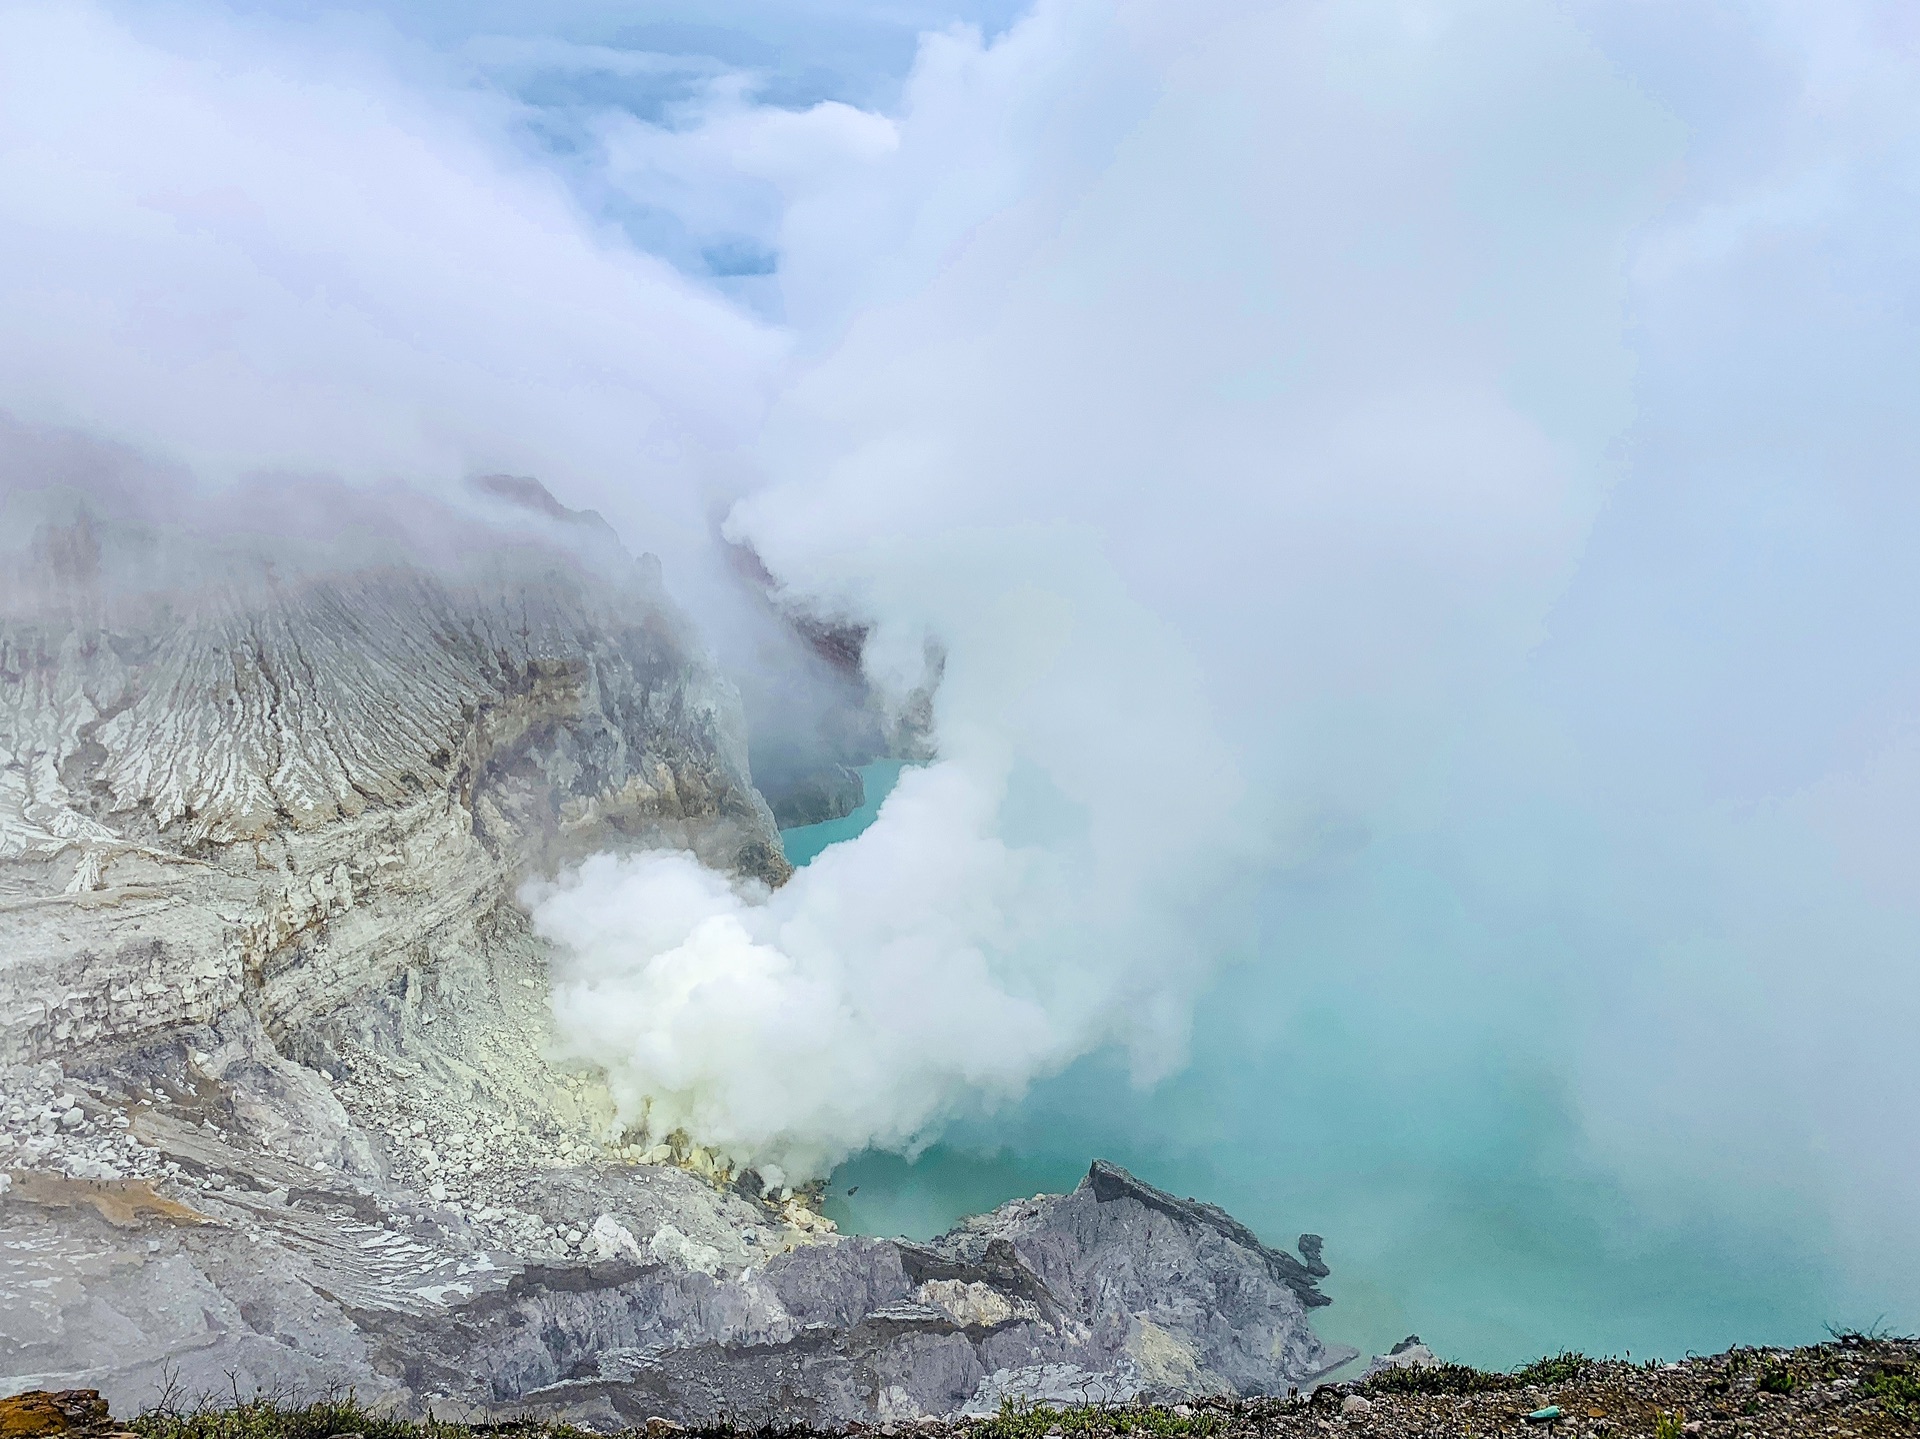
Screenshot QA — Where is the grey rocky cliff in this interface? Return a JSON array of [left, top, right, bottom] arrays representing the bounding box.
[[0, 490, 1349, 1423], [0, 1145, 1352, 1426]]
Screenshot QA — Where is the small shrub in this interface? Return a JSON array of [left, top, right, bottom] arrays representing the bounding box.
[[1826, 1319, 1912, 1346], [1757, 1365, 1796, 1395], [1652, 1412, 1686, 1439], [968, 1400, 1217, 1439], [1864, 1367, 1920, 1421], [1360, 1349, 1590, 1398], [1512, 1353, 1590, 1388]]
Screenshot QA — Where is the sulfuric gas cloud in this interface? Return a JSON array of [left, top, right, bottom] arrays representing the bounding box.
[[4, 0, 1920, 1354]]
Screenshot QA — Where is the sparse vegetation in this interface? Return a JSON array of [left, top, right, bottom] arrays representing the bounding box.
[[1830, 1320, 1912, 1346], [1362, 1361, 1513, 1396], [15, 1334, 1908, 1439], [967, 1400, 1218, 1439], [1361, 1349, 1589, 1397], [132, 1396, 584, 1439], [1511, 1351, 1591, 1387], [126, 1386, 609, 1439], [125, 1394, 1225, 1439], [1864, 1366, 1920, 1422]]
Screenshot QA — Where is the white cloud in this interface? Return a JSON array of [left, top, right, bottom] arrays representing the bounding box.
[[0, 0, 780, 566]]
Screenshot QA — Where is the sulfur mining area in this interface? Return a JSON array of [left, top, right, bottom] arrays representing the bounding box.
[[0, 483, 1351, 1428]]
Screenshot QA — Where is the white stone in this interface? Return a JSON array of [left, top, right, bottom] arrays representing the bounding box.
[[648, 1223, 723, 1275], [590, 1214, 647, 1262]]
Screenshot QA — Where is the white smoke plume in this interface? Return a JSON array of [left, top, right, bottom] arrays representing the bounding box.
[[531, 0, 1662, 1176], [532, 513, 1241, 1176], [531, 1, 1920, 1339], [535, 764, 1082, 1183]]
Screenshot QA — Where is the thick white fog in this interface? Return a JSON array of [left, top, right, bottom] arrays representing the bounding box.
[[0, 0, 779, 603], [3, 0, 1918, 1355]]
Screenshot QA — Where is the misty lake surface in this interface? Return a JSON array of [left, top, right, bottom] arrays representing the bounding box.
[[781, 760, 1850, 1373]]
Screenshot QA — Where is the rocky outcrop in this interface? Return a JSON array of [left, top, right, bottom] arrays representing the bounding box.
[[0, 1387, 113, 1438], [0, 484, 1348, 1424], [0, 1143, 1350, 1426], [756, 760, 866, 830], [1359, 1335, 1441, 1382]]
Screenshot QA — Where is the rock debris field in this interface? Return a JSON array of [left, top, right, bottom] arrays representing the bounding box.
[[1209, 1336, 1920, 1437]]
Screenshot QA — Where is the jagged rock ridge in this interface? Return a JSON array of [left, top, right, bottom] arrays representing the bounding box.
[[0, 1144, 1351, 1425]]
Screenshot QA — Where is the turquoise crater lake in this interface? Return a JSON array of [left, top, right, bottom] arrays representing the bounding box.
[[778, 760, 907, 868], [772, 755, 1847, 1373]]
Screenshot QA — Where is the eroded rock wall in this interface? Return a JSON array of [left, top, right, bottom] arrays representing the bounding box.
[[0, 531, 784, 1066]]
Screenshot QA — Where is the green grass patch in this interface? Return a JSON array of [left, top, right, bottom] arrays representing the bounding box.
[[1512, 1353, 1590, 1388], [1360, 1350, 1591, 1398], [1362, 1363, 1511, 1397], [1864, 1367, 1920, 1422], [966, 1401, 1219, 1439], [132, 1394, 612, 1439]]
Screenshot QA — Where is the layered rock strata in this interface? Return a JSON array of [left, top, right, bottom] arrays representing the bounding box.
[[0, 492, 1348, 1423]]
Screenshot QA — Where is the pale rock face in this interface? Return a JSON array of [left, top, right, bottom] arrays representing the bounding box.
[[0, 517, 788, 1065], [0, 495, 1346, 1421], [590, 1212, 648, 1263], [1360, 1335, 1442, 1380], [916, 1277, 1036, 1328], [647, 1221, 723, 1275]]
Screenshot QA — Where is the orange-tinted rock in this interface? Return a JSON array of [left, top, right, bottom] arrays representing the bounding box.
[[0, 1390, 110, 1438]]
